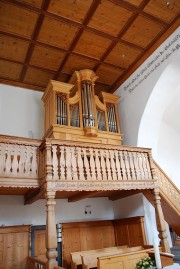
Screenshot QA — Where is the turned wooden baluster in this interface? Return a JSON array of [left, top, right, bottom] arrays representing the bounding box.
[[59, 146, 65, 180], [45, 190, 58, 269], [11, 144, 18, 176], [66, 146, 72, 180], [132, 152, 139, 179], [52, 145, 58, 179], [128, 151, 136, 179], [89, 148, 96, 180], [94, 148, 101, 180], [123, 151, 131, 179], [119, 151, 127, 180], [82, 148, 91, 180], [71, 147, 78, 180], [18, 145, 25, 176], [137, 152, 145, 179], [5, 144, 12, 176], [109, 149, 117, 180], [144, 153, 151, 179], [105, 150, 112, 180], [31, 146, 38, 178], [77, 147, 85, 180], [153, 188, 170, 253], [100, 150, 107, 180], [45, 142, 53, 180], [0, 143, 6, 175], [114, 150, 122, 180]]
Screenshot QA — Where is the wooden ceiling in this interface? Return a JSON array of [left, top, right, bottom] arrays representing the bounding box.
[[0, 0, 179, 94]]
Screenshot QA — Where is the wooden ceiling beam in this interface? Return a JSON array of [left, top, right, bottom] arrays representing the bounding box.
[[68, 191, 104, 203], [109, 190, 142, 201], [54, 0, 101, 80], [24, 188, 45, 205], [19, 0, 51, 82]]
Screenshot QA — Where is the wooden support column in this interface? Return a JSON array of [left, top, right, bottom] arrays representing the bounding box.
[[153, 188, 170, 253], [45, 190, 58, 269]]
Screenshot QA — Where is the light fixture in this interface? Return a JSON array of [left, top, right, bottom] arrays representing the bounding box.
[[84, 205, 91, 215]]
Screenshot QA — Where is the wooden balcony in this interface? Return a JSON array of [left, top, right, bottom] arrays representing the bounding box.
[[39, 138, 156, 192], [0, 135, 179, 221]]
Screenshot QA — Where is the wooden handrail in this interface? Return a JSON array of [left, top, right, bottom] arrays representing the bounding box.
[[40, 139, 154, 183], [154, 160, 180, 215], [28, 256, 47, 269]]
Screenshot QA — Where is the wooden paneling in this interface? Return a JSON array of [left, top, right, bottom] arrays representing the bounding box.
[[62, 54, 97, 75], [16, 0, 44, 8], [0, 35, 29, 62], [62, 220, 116, 267], [47, 0, 93, 23], [23, 67, 55, 86], [0, 225, 30, 269], [144, 0, 180, 23], [74, 30, 112, 59], [34, 229, 46, 257], [125, 0, 143, 6], [96, 64, 124, 85], [61, 218, 146, 267], [0, 60, 22, 80], [122, 15, 164, 48], [88, 0, 133, 36], [30, 45, 65, 70], [105, 42, 143, 68], [0, 2, 38, 38], [113, 217, 147, 247], [37, 17, 79, 49]]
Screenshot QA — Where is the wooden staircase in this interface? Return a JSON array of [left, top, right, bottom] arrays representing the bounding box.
[[143, 161, 180, 236]]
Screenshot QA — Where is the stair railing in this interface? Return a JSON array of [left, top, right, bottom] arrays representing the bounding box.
[[154, 161, 180, 215]]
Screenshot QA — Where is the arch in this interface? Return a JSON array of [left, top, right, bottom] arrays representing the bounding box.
[[138, 59, 180, 188]]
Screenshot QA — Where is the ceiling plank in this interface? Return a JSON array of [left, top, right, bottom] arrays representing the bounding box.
[[24, 188, 45, 205], [19, 0, 51, 82], [68, 191, 104, 202]]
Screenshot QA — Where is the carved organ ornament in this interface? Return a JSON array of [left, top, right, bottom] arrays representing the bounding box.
[[42, 69, 122, 145]]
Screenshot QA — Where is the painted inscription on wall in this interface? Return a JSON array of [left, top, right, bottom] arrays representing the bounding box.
[[123, 32, 180, 94]]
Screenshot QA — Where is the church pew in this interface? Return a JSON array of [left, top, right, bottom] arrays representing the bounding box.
[[97, 247, 154, 269], [81, 246, 144, 269], [70, 245, 128, 269]]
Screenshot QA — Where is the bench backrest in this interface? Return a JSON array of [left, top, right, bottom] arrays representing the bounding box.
[[71, 245, 128, 269], [81, 246, 143, 269], [97, 247, 154, 269]]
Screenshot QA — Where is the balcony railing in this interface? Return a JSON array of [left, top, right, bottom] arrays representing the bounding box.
[[0, 135, 41, 188], [39, 139, 155, 191]]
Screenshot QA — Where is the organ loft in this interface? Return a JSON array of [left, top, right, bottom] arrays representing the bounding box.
[[42, 69, 122, 145]]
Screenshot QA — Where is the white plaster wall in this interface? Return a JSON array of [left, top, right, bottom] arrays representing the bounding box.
[[138, 62, 180, 189], [115, 27, 180, 147], [113, 193, 144, 219], [0, 196, 114, 226], [0, 84, 44, 139]]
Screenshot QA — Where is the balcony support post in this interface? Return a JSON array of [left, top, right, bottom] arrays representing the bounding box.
[[45, 190, 58, 269], [153, 188, 170, 253]]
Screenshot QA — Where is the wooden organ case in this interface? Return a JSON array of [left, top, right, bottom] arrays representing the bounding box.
[[42, 69, 122, 145]]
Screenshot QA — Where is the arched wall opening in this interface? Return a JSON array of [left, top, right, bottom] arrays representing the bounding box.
[[138, 60, 180, 189]]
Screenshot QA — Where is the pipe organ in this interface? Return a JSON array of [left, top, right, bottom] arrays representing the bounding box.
[[42, 69, 122, 145]]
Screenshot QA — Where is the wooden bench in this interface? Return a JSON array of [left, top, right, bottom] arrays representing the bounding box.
[[97, 247, 154, 269], [70, 245, 128, 269], [81, 246, 144, 269], [148, 250, 174, 267]]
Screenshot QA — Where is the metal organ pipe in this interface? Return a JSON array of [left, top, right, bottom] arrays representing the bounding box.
[[81, 81, 95, 127], [112, 105, 117, 133]]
